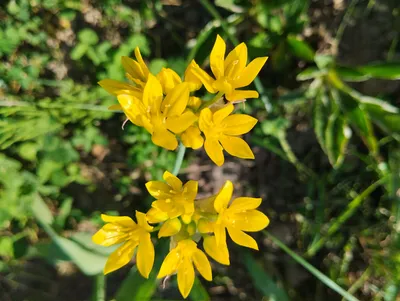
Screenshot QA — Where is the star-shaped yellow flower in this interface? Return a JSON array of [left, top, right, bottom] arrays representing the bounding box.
[[117, 74, 197, 150], [92, 211, 154, 278], [146, 171, 197, 237], [157, 239, 212, 299], [199, 103, 257, 166], [191, 35, 268, 101], [211, 180, 269, 250], [98, 47, 149, 110]]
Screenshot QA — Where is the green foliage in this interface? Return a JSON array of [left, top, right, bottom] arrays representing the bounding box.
[[0, 0, 400, 300]]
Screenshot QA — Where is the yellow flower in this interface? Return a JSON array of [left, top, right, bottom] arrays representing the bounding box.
[[211, 180, 270, 250], [184, 60, 203, 92], [157, 239, 212, 299], [203, 235, 230, 265], [92, 211, 155, 278], [190, 35, 268, 102], [117, 74, 197, 150], [199, 103, 257, 166], [121, 47, 150, 87], [146, 171, 198, 237], [180, 125, 204, 149], [157, 67, 182, 94], [98, 47, 150, 111]]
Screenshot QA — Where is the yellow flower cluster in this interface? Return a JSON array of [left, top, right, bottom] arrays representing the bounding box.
[[99, 35, 267, 166], [93, 171, 269, 298], [93, 35, 270, 299]]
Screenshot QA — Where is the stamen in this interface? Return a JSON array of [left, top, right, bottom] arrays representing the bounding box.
[[122, 118, 129, 130]]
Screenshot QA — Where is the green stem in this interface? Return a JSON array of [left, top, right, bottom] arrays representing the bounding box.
[[264, 231, 360, 301], [306, 176, 387, 256], [199, 0, 272, 113], [92, 273, 106, 301], [172, 143, 186, 176], [198, 91, 224, 111], [278, 134, 316, 178]]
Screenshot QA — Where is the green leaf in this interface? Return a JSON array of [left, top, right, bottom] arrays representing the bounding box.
[[241, 250, 289, 301], [32, 196, 108, 276], [313, 87, 329, 154], [189, 278, 210, 301], [261, 118, 290, 139], [297, 67, 326, 81], [325, 108, 352, 168], [315, 54, 334, 69], [359, 62, 400, 80], [335, 66, 370, 82], [71, 43, 88, 60], [78, 29, 99, 45], [17, 142, 38, 161], [336, 91, 378, 154], [286, 35, 315, 61]]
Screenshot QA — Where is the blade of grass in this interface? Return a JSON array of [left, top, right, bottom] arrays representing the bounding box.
[[307, 176, 387, 256], [199, 0, 272, 113], [264, 231, 360, 301]]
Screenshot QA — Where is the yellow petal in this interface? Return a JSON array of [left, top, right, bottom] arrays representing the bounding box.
[[229, 197, 262, 212], [157, 68, 182, 94], [224, 42, 247, 79], [180, 126, 204, 150], [198, 108, 213, 132], [151, 128, 178, 150], [92, 227, 127, 246], [184, 60, 203, 91], [121, 56, 146, 81], [232, 56, 268, 88], [157, 248, 180, 278], [158, 217, 182, 238], [178, 257, 195, 299], [145, 181, 173, 199], [189, 60, 217, 93], [227, 227, 258, 250], [136, 232, 154, 278], [143, 74, 163, 111], [214, 180, 233, 213], [219, 135, 254, 159], [182, 180, 198, 202], [187, 96, 202, 110], [203, 236, 230, 265], [204, 138, 224, 166], [214, 223, 227, 247], [134, 47, 150, 78], [162, 83, 189, 117], [98, 79, 142, 97], [166, 110, 198, 134], [108, 104, 122, 111], [146, 207, 168, 223], [210, 35, 226, 79], [163, 171, 182, 191], [225, 89, 259, 102], [192, 249, 212, 281], [213, 104, 234, 125], [222, 114, 258, 135], [100, 214, 136, 228], [197, 218, 214, 233], [232, 210, 270, 232], [135, 211, 153, 232], [104, 241, 138, 274]]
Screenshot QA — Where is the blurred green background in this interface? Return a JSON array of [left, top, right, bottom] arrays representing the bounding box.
[[1, 0, 400, 300]]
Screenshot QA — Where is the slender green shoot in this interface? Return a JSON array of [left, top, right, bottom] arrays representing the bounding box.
[[264, 231, 360, 301]]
